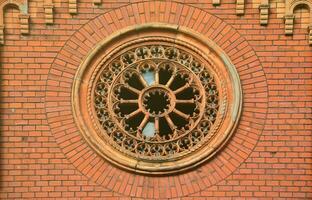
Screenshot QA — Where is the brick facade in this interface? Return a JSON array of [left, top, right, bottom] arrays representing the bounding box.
[[0, 0, 311, 199]]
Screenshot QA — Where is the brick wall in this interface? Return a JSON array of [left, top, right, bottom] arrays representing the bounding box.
[[0, 0, 311, 199]]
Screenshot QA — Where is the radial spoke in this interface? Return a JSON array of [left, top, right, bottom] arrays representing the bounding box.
[[155, 70, 159, 84], [173, 108, 190, 120], [124, 84, 140, 94], [138, 115, 149, 131], [165, 115, 176, 130], [155, 117, 159, 134], [166, 73, 175, 87], [176, 99, 195, 104], [173, 83, 190, 94], [120, 99, 138, 104], [126, 109, 141, 119]]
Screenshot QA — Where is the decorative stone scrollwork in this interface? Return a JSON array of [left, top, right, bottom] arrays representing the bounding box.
[[72, 24, 242, 174]]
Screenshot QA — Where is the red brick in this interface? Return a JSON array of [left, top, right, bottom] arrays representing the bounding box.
[[0, 1, 311, 199]]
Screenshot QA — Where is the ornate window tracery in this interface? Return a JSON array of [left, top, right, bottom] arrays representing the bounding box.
[[94, 44, 219, 159], [72, 25, 242, 174]]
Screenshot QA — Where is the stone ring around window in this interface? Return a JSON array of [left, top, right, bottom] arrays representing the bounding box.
[[72, 24, 242, 175]]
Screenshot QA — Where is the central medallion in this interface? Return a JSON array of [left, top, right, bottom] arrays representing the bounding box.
[[72, 25, 242, 174], [141, 87, 172, 117]]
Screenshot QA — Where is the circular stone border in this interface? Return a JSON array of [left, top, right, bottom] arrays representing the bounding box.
[[71, 24, 242, 175], [45, 1, 268, 197]]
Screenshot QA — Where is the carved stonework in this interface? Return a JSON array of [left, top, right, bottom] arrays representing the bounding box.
[[236, 0, 245, 15], [94, 44, 217, 159], [44, 4, 54, 24], [72, 24, 242, 174]]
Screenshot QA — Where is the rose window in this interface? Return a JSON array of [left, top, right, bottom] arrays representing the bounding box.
[[93, 44, 219, 159], [73, 26, 242, 174]]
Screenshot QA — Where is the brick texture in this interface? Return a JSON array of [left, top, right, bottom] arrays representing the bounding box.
[[0, 0, 311, 199]]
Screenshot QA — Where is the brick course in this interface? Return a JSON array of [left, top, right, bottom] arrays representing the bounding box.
[[0, 0, 311, 199]]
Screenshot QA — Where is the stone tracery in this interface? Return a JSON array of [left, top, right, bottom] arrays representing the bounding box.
[[71, 25, 243, 174], [93, 44, 219, 159]]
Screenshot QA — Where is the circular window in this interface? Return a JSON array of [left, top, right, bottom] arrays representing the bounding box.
[[72, 25, 242, 174]]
